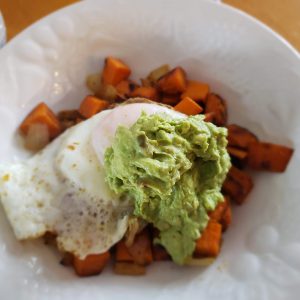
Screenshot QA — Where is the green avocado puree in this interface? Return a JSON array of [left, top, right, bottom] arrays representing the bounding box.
[[104, 112, 231, 264]]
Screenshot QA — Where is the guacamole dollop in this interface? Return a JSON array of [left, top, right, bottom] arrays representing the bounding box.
[[104, 112, 231, 264]]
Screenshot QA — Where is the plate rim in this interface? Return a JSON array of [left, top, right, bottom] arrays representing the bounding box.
[[2, 0, 299, 63]]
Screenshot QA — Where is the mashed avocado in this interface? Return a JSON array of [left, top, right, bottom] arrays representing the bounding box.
[[104, 112, 231, 264]]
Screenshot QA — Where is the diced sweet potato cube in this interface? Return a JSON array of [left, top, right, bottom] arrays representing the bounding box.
[[174, 96, 203, 115], [79, 96, 109, 118], [114, 262, 146, 276], [73, 252, 110, 277], [227, 147, 248, 160], [220, 204, 232, 232], [208, 198, 229, 223], [157, 67, 187, 94], [116, 230, 153, 265], [227, 124, 258, 150], [102, 57, 131, 86], [181, 80, 210, 102], [115, 80, 138, 99], [127, 230, 153, 265], [130, 86, 158, 101], [205, 93, 227, 126], [227, 146, 248, 169], [209, 197, 232, 232], [115, 239, 134, 263], [195, 221, 222, 257], [247, 142, 294, 172], [222, 166, 254, 205], [20, 102, 61, 139]]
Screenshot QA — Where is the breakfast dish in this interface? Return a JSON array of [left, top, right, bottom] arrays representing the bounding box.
[[1, 0, 300, 298], [0, 57, 293, 277]]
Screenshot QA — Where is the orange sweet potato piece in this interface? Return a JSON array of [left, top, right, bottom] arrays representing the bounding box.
[[20, 102, 61, 139], [227, 146, 248, 169], [174, 97, 203, 115], [157, 67, 187, 94], [222, 166, 254, 205], [208, 198, 228, 223], [116, 230, 153, 265], [205, 93, 227, 126], [127, 230, 153, 265], [115, 80, 139, 99], [227, 124, 258, 150], [115, 239, 134, 263], [208, 197, 232, 232], [161, 94, 180, 106], [220, 204, 232, 232], [130, 86, 159, 101], [195, 221, 222, 257], [79, 96, 109, 119], [102, 57, 131, 86], [181, 80, 210, 103], [227, 146, 248, 160], [73, 252, 110, 277], [247, 142, 294, 172], [152, 245, 170, 261]]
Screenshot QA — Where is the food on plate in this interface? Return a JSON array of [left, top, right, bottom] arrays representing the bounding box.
[[104, 109, 230, 264], [174, 96, 203, 115], [79, 95, 110, 119], [102, 56, 131, 86], [247, 142, 294, 172], [0, 57, 294, 277], [181, 80, 210, 103], [130, 86, 159, 101], [205, 93, 227, 126], [20, 102, 61, 139], [222, 166, 254, 205], [194, 221, 222, 257], [0, 109, 130, 258], [73, 252, 111, 276], [157, 67, 187, 94]]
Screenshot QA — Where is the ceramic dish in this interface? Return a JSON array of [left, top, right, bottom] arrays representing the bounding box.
[[0, 0, 300, 299]]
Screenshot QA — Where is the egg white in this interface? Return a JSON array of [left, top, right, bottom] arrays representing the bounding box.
[[0, 102, 184, 258], [92, 102, 184, 165]]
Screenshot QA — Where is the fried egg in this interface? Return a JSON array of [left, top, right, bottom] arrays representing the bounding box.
[[92, 102, 184, 165], [0, 101, 184, 258]]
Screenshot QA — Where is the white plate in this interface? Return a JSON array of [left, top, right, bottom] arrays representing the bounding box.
[[0, 0, 300, 299]]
